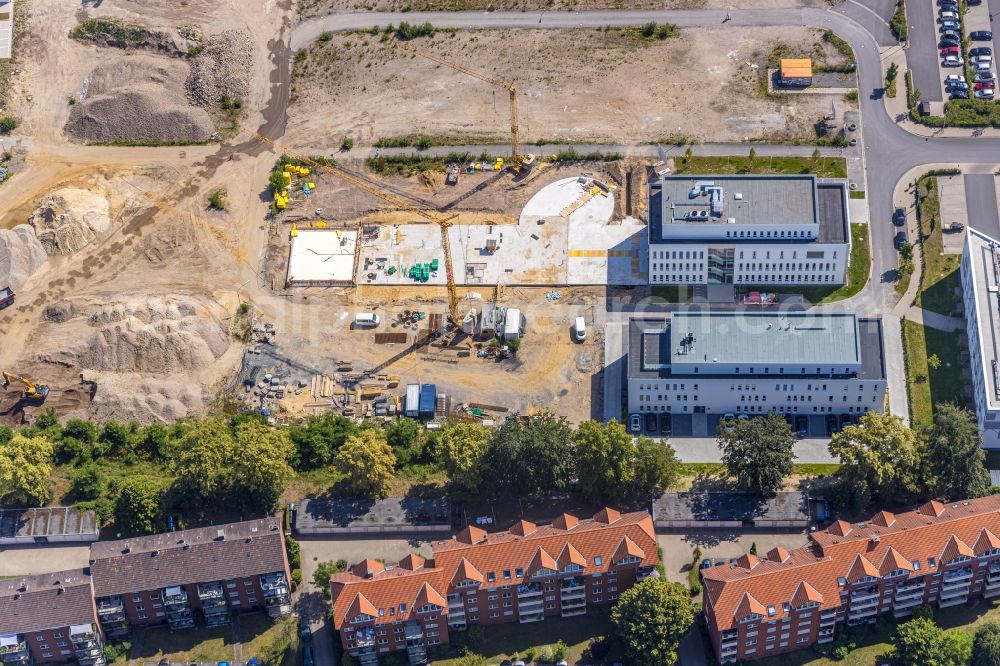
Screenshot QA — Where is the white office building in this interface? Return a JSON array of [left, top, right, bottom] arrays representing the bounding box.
[[626, 312, 886, 418], [648, 174, 852, 286], [961, 228, 1000, 448], [0, 1, 13, 60]]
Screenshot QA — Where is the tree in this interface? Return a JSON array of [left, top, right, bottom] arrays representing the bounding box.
[[928, 353, 942, 371], [891, 617, 971, 666], [335, 430, 396, 498], [972, 622, 1000, 666], [138, 423, 169, 459], [927, 403, 989, 501], [482, 413, 573, 496], [0, 434, 54, 507], [231, 420, 295, 513], [611, 578, 694, 666], [632, 436, 682, 498], [290, 414, 356, 471], [112, 477, 161, 537], [63, 418, 98, 445], [312, 559, 349, 596], [100, 420, 133, 455], [439, 421, 491, 492], [573, 420, 635, 502], [386, 418, 426, 467], [69, 464, 103, 501], [716, 413, 795, 495], [172, 418, 235, 502], [829, 412, 922, 510]]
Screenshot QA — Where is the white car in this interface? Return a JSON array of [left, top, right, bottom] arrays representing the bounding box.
[[974, 61, 993, 71], [975, 54, 994, 64], [939, 10, 958, 19], [573, 316, 586, 342], [975, 87, 996, 98], [943, 55, 965, 67], [945, 74, 967, 83]]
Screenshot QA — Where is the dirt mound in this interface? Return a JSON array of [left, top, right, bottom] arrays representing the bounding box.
[[28, 188, 112, 255], [87, 374, 206, 424], [186, 30, 253, 106], [38, 295, 230, 374], [70, 17, 187, 56], [0, 225, 47, 289], [65, 55, 213, 143]]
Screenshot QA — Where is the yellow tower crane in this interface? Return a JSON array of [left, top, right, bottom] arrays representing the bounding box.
[[253, 134, 462, 327], [395, 41, 534, 174]]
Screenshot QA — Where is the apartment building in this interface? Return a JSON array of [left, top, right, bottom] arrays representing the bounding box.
[[627, 312, 886, 418], [0, 570, 106, 666], [88, 518, 292, 637], [328, 508, 659, 666], [962, 228, 1000, 447], [703, 495, 1000, 663], [647, 174, 851, 287]]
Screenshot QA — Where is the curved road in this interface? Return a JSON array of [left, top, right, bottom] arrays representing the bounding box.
[[291, 7, 1000, 314]]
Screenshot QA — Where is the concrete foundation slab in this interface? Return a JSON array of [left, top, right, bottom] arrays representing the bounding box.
[[287, 228, 357, 285]]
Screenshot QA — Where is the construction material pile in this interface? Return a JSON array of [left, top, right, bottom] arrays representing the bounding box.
[[37, 296, 230, 374], [0, 225, 47, 289], [65, 56, 214, 143], [186, 30, 253, 107], [28, 188, 112, 255]]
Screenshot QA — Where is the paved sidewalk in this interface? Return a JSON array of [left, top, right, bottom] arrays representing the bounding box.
[[903, 306, 963, 331], [665, 437, 836, 464]]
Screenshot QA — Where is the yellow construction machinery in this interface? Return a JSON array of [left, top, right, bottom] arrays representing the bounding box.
[[396, 42, 534, 174], [1, 371, 49, 404], [253, 134, 462, 327]]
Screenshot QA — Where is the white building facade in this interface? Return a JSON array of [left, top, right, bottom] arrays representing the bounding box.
[[648, 174, 851, 286], [626, 313, 886, 417], [961, 228, 1000, 447]]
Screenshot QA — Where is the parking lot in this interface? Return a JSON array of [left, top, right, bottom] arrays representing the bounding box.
[[630, 411, 858, 439], [657, 531, 810, 586], [909, 0, 996, 103]]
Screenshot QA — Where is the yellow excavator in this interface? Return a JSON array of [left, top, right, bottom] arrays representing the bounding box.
[[1, 372, 49, 404]]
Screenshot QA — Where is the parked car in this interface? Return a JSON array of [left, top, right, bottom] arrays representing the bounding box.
[[975, 55, 994, 64], [939, 1, 959, 9], [971, 30, 994, 40], [975, 80, 995, 90], [945, 74, 967, 84], [795, 415, 808, 437], [660, 413, 672, 436], [971, 47, 993, 58], [940, 30, 960, 41], [968, 0, 983, 5], [893, 208, 906, 226], [948, 82, 969, 91], [826, 414, 839, 434], [974, 62, 993, 72], [939, 36, 961, 47], [976, 72, 996, 84], [951, 90, 970, 99], [941, 46, 960, 57], [700, 558, 713, 572], [976, 88, 996, 98], [943, 55, 965, 67], [895, 230, 908, 250], [644, 412, 657, 433], [946, 221, 966, 232], [939, 20, 961, 32], [629, 413, 641, 433], [938, 10, 959, 20], [939, 0, 959, 5]]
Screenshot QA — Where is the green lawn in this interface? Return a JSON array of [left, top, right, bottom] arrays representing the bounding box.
[[902, 320, 970, 429], [848, 190, 865, 199], [755, 598, 1000, 666], [673, 155, 848, 179], [433, 611, 618, 665], [736, 224, 870, 305], [913, 176, 963, 316], [123, 613, 297, 665]]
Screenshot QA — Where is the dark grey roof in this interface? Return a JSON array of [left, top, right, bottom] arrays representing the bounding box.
[[0, 569, 96, 635], [0, 507, 99, 539], [296, 497, 451, 530], [816, 183, 848, 244], [89, 518, 287, 597], [652, 492, 810, 523]]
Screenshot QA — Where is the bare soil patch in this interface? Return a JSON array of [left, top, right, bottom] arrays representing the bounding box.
[[288, 26, 854, 147]]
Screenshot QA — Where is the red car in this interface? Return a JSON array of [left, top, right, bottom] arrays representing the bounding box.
[[975, 81, 996, 90], [941, 46, 960, 56]]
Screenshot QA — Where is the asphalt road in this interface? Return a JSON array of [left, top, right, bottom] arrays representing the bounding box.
[[909, 0, 946, 102], [965, 173, 1000, 239]]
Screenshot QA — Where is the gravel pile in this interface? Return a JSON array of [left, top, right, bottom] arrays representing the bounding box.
[[65, 56, 213, 143], [186, 30, 253, 107], [0, 225, 47, 290], [29, 188, 112, 255]]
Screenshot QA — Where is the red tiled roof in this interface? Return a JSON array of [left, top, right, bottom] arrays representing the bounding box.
[[329, 509, 658, 629], [767, 547, 791, 563], [346, 592, 378, 620], [791, 581, 823, 607], [975, 528, 1000, 555], [352, 559, 385, 578], [527, 546, 558, 575], [414, 582, 447, 609], [735, 554, 759, 571], [594, 507, 621, 524], [871, 510, 895, 528], [398, 554, 426, 571], [734, 592, 767, 620], [704, 495, 1000, 632], [510, 520, 537, 537], [456, 525, 487, 544]]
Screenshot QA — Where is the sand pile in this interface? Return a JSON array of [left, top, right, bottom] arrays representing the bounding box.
[[65, 55, 214, 143], [0, 225, 47, 289], [186, 30, 253, 106], [39, 295, 230, 373], [29, 188, 112, 255], [87, 374, 206, 424]]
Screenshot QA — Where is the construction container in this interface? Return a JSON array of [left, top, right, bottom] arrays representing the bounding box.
[[503, 308, 525, 340], [404, 384, 420, 418], [419, 384, 437, 420]]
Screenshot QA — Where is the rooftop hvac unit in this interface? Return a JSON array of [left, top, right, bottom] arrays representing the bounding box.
[[727, 217, 736, 224], [734, 193, 743, 200]]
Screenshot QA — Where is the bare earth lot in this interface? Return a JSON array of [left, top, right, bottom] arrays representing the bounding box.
[[288, 27, 855, 147]]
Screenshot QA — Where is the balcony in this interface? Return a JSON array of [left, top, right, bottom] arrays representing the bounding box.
[[849, 596, 878, 611], [942, 568, 973, 584], [404, 622, 424, 641], [163, 586, 189, 607], [517, 582, 543, 598], [518, 596, 544, 611], [519, 610, 544, 623], [0, 639, 27, 657], [850, 587, 879, 603], [561, 606, 587, 617], [261, 572, 290, 598], [562, 597, 586, 609], [353, 629, 376, 649], [848, 606, 878, 622], [197, 581, 225, 601], [356, 648, 379, 666], [97, 596, 124, 616]]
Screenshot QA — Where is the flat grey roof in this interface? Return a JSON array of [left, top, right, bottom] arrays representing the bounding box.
[[816, 183, 848, 243], [0, 507, 98, 540], [629, 314, 884, 380], [966, 228, 1000, 409], [652, 492, 810, 523], [661, 174, 817, 227], [296, 497, 451, 530]]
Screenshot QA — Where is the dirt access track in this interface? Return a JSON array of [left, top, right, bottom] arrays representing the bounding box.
[[288, 25, 854, 148]]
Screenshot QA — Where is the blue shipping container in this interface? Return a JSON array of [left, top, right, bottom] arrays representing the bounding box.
[[418, 384, 437, 418]]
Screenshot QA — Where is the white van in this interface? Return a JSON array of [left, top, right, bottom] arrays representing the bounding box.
[[573, 316, 586, 342], [354, 312, 380, 328]]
